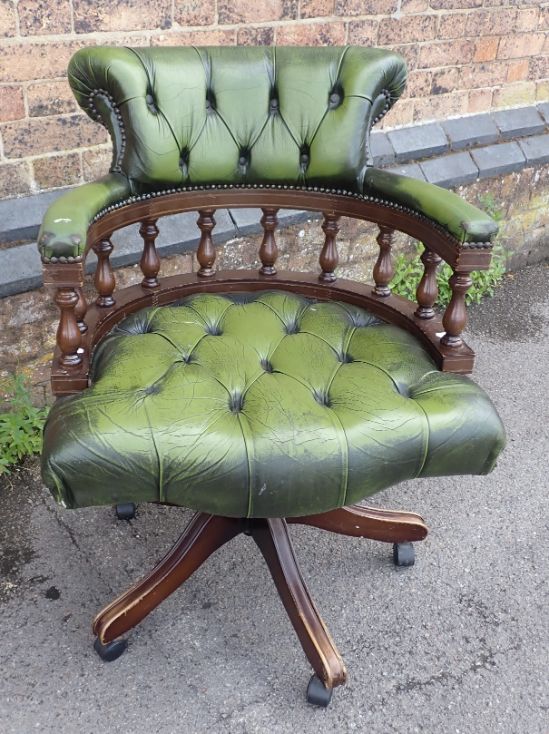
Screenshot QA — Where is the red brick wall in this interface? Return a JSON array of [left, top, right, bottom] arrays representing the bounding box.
[[0, 0, 547, 200]]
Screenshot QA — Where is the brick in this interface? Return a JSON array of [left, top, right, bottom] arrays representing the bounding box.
[[32, 152, 82, 190], [378, 15, 436, 45], [387, 122, 448, 162], [471, 142, 525, 178], [431, 67, 459, 96], [413, 91, 469, 123], [2, 115, 108, 159], [430, 0, 480, 7], [460, 62, 509, 90], [18, 0, 72, 35], [385, 163, 426, 181], [73, 0, 172, 33], [0, 0, 17, 36], [218, 0, 297, 24], [379, 99, 414, 129], [420, 152, 478, 188], [174, 0, 215, 25], [498, 33, 545, 60], [437, 12, 469, 40], [0, 162, 33, 198], [335, 0, 394, 14], [516, 7, 539, 32], [506, 59, 529, 83], [418, 40, 473, 69], [0, 87, 25, 122], [236, 26, 275, 45], [473, 37, 499, 63], [369, 131, 395, 167], [519, 135, 549, 166], [1, 41, 89, 83], [529, 57, 549, 82], [442, 114, 499, 150], [493, 107, 545, 140], [405, 70, 432, 98], [492, 82, 536, 108], [82, 147, 112, 181], [276, 21, 346, 45], [347, 19, 378, 47], [152, 29, 236, 45], [386, 44, 419, 72], [400, 0, 428, 11], [536, 81, 549, 102], [467, 89, 493, 114], [27, 80, 77, 117], [466, 9, 517, 37], [300, 0, 334, 18]]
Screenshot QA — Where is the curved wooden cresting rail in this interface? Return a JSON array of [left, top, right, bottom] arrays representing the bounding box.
[[42, 188, 492, 396]]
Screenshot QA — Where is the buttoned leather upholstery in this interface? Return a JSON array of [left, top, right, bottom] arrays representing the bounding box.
[[37, 46, 497, 260], [42, 292, 505, 517]]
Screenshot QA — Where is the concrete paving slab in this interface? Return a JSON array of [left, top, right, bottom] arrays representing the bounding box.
[[1, 263, 548, 733]]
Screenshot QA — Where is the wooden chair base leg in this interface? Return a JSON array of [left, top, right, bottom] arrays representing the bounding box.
[[251, 518, 347, 692], [93, 512, 243, 644], [287, 504, 428, 543]]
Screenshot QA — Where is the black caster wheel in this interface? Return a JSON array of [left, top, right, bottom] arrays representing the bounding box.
[[306, 675, 333, 707], [94, 636, 127, 662], [393, 542, 415, 567], [115, 502, 136, 520]]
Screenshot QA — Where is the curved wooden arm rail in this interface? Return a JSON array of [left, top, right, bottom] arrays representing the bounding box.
[[42, 188, 491, 396]]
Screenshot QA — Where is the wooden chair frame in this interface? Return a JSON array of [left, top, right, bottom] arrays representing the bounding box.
[[41, 185, 492, 705]]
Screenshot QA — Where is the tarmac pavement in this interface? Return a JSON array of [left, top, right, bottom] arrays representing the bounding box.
[[1, 263, 548, 734]]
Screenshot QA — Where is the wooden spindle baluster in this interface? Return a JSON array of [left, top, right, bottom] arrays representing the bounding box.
[[441, 271, 472, 347], [74, 286, 88, 333], [319, 213, 340, 282], [373, 225, 394, 297], [196, 209, 216, 277], [259, 207, 279, 276], [415, 247, 442, 319], [139, 219, 160, 289], [55, 287, 82, 367], [93, 238, 116, 307]]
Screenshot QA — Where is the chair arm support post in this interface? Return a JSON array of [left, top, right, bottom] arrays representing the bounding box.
[[373, 225, 394, 297], [93, 238, 116, 307], [441, 271, 472, 348], [259, 208, 279, 276], [55, 287, 82, 367], [319, 213, 340, 282], [196, 209, 217, 277], [415, 247, 442, 319], [139, 219, 160, 289]]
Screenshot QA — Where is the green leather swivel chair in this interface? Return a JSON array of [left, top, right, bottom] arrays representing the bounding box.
[[38, 46, 505, 707]]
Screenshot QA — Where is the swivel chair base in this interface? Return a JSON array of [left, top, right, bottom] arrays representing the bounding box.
[[93, 504, 428, 707]]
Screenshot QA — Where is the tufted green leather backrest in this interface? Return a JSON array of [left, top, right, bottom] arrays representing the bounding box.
[[68, 46, 407, 194]]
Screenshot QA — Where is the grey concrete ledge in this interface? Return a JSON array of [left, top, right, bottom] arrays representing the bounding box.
[[2, 103, 549, 298]]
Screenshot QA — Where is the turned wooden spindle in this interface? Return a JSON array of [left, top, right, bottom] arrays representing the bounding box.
[[196, 209, 216, 277], [441, 271, 472, 347], [93, 238, 116, 307], [139, 219, 160, 289], [373, 225, 394, 297], [259, 207, 279, 276], [55, 287, 82, 367], [415, 247, 442, 319], [319, 213, 340, 282], [74, 287, 88, 333]]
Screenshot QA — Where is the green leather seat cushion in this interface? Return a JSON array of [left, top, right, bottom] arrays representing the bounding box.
[[42, 291, 505, 517]]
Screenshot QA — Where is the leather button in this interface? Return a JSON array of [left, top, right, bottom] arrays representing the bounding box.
[[329, 92, 341, 107], [239, 155, 247, 166], [261, 358, 273, 373], [229, 392, 244, 413], [269, 98, 278, 112], [313, 390, 332, 407], [338, 352, 353, 363], [300, 153, 309, 166], [145, 93, 154, 105]]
